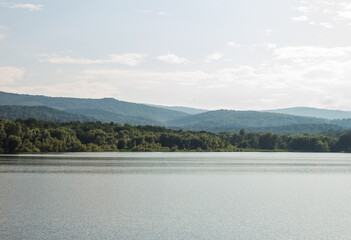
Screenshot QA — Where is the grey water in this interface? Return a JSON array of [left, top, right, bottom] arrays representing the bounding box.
[[1, 152, 351, 240]]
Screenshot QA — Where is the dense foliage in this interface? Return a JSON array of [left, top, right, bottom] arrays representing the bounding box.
[[0, 105, 96, 122], [1, 119, 351, 153]]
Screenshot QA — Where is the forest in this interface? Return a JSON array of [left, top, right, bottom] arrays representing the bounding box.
[[1, 118, 351, 153]]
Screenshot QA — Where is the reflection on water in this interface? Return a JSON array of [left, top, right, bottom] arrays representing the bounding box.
[[1, 152, 351, 174], [1, 152, 351, 240]]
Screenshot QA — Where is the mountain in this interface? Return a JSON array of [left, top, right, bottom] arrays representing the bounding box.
[[64, 108, 162, 125], [265, 107, 351, 120], [331, 119, 351, 128], [0, 91, 189, 123], [0, 105, 96, 122], [148, 104, 207, 115], [1, 91, 351, 135], [166, 110, 330, 132]]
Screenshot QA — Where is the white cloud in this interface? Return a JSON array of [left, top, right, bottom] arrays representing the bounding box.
[[295, 6, 310, 13], [0, 67, 24, 85], [293, 0, 351, 26], [12, 44, 351, 110], [39, 53, 147, 66], [273, 46, 351, 59], [266, 43, 277, 49], [41, 55, 104, 64], [204, 52, 223, 62], [70, 50, 351, 110], [251, 43, 277, 50], [157, 54, 189, 64], [319, 22, 334, 28], [79, 45, 351, 110], [338, 11, 351, 19], [3, 80, 122, 99], [227, 41, 240, 48], [79, 69, 212, 86], [157, 11, 166, 16], [0, 3, 43, 11], [109, 54, 147, 66], [264, 29, 273, 35], [290, 15, 309, 22], [0, 33, 5, 40]]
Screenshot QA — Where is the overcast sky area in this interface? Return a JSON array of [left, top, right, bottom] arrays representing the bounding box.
[[1, 0, 351, 110]]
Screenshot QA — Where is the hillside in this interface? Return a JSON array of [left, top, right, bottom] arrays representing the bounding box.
[[64, 108, 162, 125], [0, 91, 189, 123], [166, 110, 330, 132], [331, 119, 351, 128], [0, 105, 96, 122], [2, 91, 351, 135], [265, 107, 351, 120], [148, 104, 208, 115]]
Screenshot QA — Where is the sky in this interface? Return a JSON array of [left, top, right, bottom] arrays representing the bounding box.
[[1, 0, 351, 110]]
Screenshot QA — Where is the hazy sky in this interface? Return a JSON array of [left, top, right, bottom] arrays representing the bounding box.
[[1, 0, 351, 110]]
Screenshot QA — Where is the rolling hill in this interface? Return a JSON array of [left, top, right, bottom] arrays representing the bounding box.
[[148, 104, 208, 115], [265, 107, 351, 120], [0, 105, 96, 122], [166, 110, 331, 132], [64, 108, 162, 125], [1, 91, 351, 135], [0, 91, 189, 123]]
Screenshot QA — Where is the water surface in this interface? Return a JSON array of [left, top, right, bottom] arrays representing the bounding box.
[[1, 152, 351, 239]]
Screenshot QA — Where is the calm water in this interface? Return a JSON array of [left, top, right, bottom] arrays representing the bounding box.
[[1, 152, 351, 240]]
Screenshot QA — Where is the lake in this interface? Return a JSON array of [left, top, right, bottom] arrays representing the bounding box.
[[1, 152, 351, 239]]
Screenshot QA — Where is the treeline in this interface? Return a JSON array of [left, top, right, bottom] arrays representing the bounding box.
[[1, 119, 351, 153]]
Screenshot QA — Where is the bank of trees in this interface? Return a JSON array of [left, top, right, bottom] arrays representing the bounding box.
[[1, 119, 351, 153]]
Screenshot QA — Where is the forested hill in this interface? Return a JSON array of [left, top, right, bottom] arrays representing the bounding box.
[[63, 108, 162, 126], [166, 110, 330, 131], [266, 107, 351, 120], [148, 104, 208, 115], [1, 91, 351, 135], [0, 106, 96, 122], [0, 91, 189, 123]]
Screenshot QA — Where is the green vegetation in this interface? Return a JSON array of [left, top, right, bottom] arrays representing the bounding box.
[[1, 119, 351, 153], [0, 105, 96, 122]]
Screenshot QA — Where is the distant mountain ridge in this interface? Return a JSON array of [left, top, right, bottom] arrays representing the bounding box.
[[0, 91, 188, 124], [148, 104, 208, 115], [1, 91, 351, 135], [0, 105, 96, 122], [64, 108, 162, 125], [265, 107, 351, 120], [166, 110, 329, 131]]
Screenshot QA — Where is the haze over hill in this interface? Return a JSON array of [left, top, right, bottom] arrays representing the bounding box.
[[1, 91, 351, 135], [265, 107, 351, 120], [147, 104, 207, 115], [0, 91, 188, 124], [0, 105, 96, 122]]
